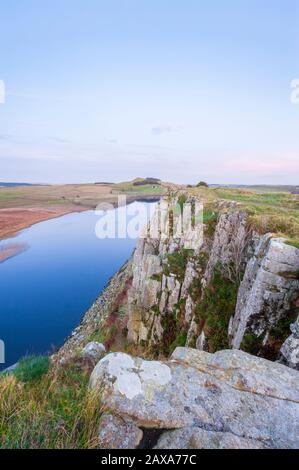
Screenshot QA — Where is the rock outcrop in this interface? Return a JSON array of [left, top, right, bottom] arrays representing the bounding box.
[[280, 306, 299, 370], [98, 413, 143, 449], [90, 348, 299, 449], [229, 236, 299, 352], [203, 205, 254, 284], [126, 198, 299, 364], [127, 197, 204, 347], [80, 342, 106, 362], [54, 195, 299, 369]]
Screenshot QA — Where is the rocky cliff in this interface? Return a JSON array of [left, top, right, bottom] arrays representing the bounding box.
[[55, 193, 299, 449], [126, 196, 299, 367], [57, 194, 299, 368]]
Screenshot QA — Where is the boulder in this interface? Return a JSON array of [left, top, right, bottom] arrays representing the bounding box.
[[80, 342, 106, 362], [155, 428, 268, 449], [56, 342, 106, 374], [90, 348, 299, 449], [98, 413, 143, 449]]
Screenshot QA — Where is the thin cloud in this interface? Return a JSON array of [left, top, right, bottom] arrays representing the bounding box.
[[151, 126, 173, 136], [46, 136, 70, 144], [125, 143, 172, 150]]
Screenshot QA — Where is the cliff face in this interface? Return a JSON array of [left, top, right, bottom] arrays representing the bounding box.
[[229, 236, 299, 352], [126, 197, 299, 367], [57, 195, 299, 370], [53, 194, 299, 449], [127, 199, 204, 348]]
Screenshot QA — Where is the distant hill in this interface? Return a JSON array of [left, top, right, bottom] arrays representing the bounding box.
[[0, 182, 37, 187]]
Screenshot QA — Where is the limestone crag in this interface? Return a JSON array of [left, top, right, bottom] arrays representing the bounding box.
[[127, 198, 205, 346], [126, 198, 299, 364], [56, 196, 299, 373], [229, 236, 299, 350]]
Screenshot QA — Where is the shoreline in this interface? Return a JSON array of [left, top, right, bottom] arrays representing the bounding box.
[[0, 195, 161, 241], [0, 206, 89, 241]]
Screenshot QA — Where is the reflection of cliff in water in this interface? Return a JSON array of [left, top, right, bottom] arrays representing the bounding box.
[[0, 242, 29, 263]]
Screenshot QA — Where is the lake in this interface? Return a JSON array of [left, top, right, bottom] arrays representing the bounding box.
[[0, 201, 156, 369]]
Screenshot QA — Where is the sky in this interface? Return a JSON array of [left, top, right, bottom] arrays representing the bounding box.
[[0, 0, 299, 185]]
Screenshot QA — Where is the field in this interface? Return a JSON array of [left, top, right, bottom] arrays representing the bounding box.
[[189, 186, 299, 245], [0, 182, 167, 240]]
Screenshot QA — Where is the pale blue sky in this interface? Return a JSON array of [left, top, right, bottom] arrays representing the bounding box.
[[0, 0, 299, 184]]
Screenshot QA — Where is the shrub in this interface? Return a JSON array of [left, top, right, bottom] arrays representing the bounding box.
[[168, 331, 188, 355], [14, 356, 50, 383], [163, 249, 194, 282], [240, 333, 264, 356], [196, 181, 209, 188], [195, 269, 239, 352], [177, 194, 188, 210]]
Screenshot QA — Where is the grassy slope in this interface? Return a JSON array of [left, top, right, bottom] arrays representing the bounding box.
[[0, 360, 101, 449], [213, 187, 299, 242]]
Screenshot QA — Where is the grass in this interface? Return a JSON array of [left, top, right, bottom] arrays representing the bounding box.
[[117, 184, 166, 195], [163, 249, 194, 282], [213, 188, 299, 208], [0, 191, 22, 201], [208, 187, 299, 243], [13, 356, 50, 383], [0, 361, 102, 449], [285, 239, 299, 250], [168, 331, 188, 355]]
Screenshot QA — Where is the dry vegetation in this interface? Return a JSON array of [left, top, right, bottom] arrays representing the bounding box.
[[186, 186, 299, 245], [0, 360, 102, 449]]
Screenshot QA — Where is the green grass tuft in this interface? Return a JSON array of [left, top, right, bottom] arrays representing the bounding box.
[[14, 356, 50, 383], [0, 362, 102, 448], [285, 239, 299, 250]]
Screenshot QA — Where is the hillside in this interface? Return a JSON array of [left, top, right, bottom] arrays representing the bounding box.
[[1, 186, 299, 449]]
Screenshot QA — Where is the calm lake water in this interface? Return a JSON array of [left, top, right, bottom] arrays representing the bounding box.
[[0, 201, 156, 369]]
